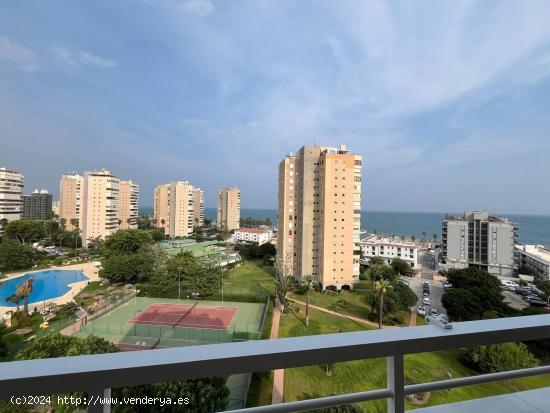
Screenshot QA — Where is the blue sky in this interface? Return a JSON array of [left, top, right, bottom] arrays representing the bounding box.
[[1, 1, 550, 214]]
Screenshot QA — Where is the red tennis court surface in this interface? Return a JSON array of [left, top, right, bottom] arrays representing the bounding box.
[[129, 303, 238, 330]]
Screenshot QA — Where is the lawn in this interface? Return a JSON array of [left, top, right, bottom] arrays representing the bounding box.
[[279, 303, 550, 412], [222, 260, 274, 297], [288, 288, 412, 327]]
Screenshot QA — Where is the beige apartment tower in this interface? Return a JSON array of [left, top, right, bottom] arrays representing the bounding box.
[[192, 188, 205, 228], [81, 170, 120, 247], [119, 180, 139, 229], [217, 187, 240, 231], [59, 173, 83, 231], [154, 181, 195, 238], [277, 145, 362, 290]]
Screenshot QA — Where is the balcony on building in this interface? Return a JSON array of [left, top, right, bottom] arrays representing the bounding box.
[[1, 315, 550, 413]]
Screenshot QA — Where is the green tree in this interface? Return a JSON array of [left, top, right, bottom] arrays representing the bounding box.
[[463, 343, 539, 374], [4, 220, 46, 245], [100, 247, 158, 283], [0, 324, 8, 358], [137, 213, 152, 229], [113, 378, 230, 413], [148, 229, 165, 242], [0, 239, 34, 272], [374, 279, 393, 329], [368, 256, 385, 266], [367, 263, 396, 285], [442, 268, 504, 320], [102, 229, 154, 257], [390, 258, 413, 276], [150, 252, 223, 297]]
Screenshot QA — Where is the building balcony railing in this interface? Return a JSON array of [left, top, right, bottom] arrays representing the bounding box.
[[1, 315, 550, 413]]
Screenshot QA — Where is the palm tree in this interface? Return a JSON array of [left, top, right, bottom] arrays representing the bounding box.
[[374, 279, 393, 329], [16, 278, 34, 316], [70, 218, 80, 249], [300, 275, 317, 326], [0, 218, 9, 235], [6, 294, 21, 312], [432, 233, 438, 243]]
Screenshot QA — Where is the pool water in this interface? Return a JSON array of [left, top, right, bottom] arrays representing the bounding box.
[[0, 270, 89, 307]]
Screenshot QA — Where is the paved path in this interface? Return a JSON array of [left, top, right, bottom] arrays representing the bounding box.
[[271, 302, 284, 404], [287, 297, 397, 329], [409, 309, 417, 326]]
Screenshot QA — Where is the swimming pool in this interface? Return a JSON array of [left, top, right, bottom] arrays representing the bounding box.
[[0, 269, 89, 307]]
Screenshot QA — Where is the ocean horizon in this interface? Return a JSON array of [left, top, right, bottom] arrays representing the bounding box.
[[139, 207, 550, 247]]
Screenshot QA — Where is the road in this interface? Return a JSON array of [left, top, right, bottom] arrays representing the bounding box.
[[404, 276, 446, 316], [502, 290, 529, 310]]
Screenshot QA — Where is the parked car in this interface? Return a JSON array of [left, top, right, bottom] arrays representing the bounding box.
[[443, 282, 453, 290], [500, 279, 519, 289], [430, 308, 439, 316], [527, 297, 548, 307], [523, 294, 541, 301], [423, 297, 431, 306], [417, 306, 427, 316], [515, 286, 532, 295]]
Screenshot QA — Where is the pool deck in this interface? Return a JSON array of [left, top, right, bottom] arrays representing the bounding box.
[[0, 262, 100, 315]]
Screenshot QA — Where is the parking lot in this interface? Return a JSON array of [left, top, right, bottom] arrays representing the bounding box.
[[403, 276, 446, 316]]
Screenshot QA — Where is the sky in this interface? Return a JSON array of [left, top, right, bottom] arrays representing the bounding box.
[[1, 1, 550, 214]]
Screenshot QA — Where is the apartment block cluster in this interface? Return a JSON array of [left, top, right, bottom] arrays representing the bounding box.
[[277, 144, 363, 291]]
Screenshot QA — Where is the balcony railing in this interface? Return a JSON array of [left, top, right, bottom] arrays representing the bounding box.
[[1, 315, 550, 413]]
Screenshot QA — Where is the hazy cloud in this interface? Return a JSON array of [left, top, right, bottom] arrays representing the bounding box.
[[0, 35, 39, 72], [53, 47, 117, 69], [181, 0, 214, 17]]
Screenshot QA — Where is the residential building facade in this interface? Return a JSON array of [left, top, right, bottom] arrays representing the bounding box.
[[81, 170, 120, 247], [59, 173, 83, 231], [0, 167, 24, 234], [360, 234, 418, 268], [154, 181, 195, 238], [118, 180, 139, 229], [192, 187, 204, 228], [22, 189, 53, 221], [277, 144, 362, 290], [235, 227, 273, 245], [442, 210, 517, 277], [515, 244, 550, 280], [216, 187, 240, 231]]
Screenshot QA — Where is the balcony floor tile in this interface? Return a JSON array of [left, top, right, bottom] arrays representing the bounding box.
[[409, 388, 549, 413]]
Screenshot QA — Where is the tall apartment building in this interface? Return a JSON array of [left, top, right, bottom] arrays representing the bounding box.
[[154, 181, 195, 238], [216, 187, 240, 231], [23, 189, 53, 221], [59, 173, 83, 231], [0, 167, 24, 234], [277, 144, 362, 290], [119, 180, 139, 229], [81, 170, 120, 247], [192, 187, 204, 228], [442, 210, 517, 277]]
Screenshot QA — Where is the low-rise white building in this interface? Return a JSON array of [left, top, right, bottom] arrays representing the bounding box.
[[360, 234, 419, 268], [235, 227, 273, 245], [515, 244, 550, 280]]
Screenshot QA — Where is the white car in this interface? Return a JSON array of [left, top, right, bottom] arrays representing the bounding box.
[[423, 297, 431, 306], [417, 306, 427, 316], [500, 280, 519, 289]]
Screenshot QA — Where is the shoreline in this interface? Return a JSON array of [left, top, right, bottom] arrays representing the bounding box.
[[0, 262, 101, 316]]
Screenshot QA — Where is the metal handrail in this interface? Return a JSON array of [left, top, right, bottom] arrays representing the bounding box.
[[0, 314, 549, 413]]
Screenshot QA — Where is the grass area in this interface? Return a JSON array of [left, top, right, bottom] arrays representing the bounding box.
[[279, 304, 550, 412], [222, 260, 274, 297], [1, 311, 80, 361], [288, 288, 412, 327]]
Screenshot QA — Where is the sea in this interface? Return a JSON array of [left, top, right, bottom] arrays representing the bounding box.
[[139, 207, 550, 247]]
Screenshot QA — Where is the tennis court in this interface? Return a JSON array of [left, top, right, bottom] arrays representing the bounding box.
[[74, 296, 267, 347], [130, 303, 237, 330]]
